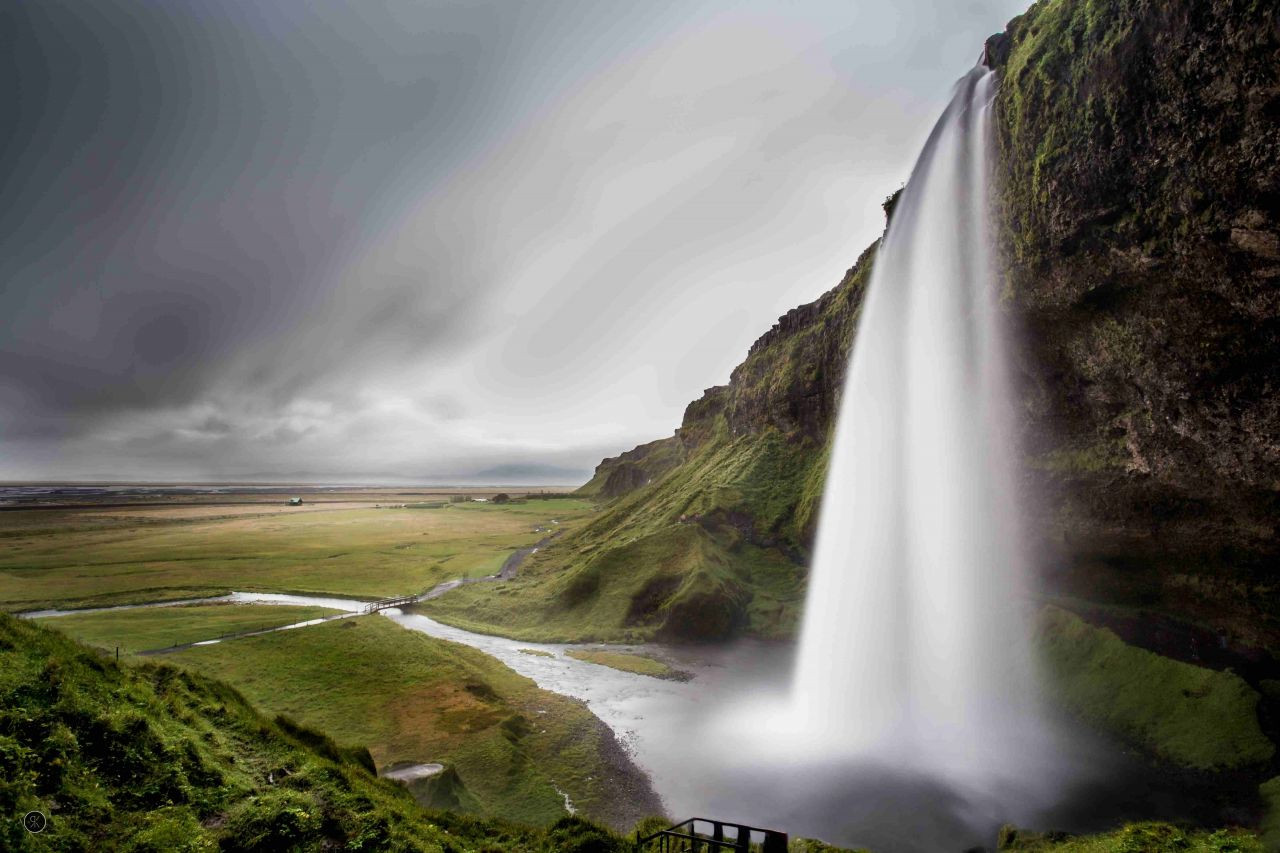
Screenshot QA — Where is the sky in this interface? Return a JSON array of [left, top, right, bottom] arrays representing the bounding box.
[[1, 0, 1028, 485]]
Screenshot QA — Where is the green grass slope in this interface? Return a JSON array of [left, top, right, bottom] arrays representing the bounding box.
[[0, 613, 636, 852], [1038, 606, 1274, 770], [165, 615, 660, 828]]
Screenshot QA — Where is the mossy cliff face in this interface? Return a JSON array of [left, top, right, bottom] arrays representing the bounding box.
[[988, 0, 1280, 649], [580, 241, 873, 516]]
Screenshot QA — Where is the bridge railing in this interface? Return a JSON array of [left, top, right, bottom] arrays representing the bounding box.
[[361, 594, 418, 614], [637, 818, 787, 853]]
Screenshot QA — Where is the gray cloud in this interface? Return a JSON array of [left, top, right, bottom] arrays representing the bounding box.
[[0, 0, 1028, 482]]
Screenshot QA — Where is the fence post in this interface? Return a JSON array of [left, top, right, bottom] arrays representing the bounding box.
[[761, 830, 788, 853]]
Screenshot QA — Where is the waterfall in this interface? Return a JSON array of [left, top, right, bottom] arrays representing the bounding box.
[[791, 67, 1039, 780]]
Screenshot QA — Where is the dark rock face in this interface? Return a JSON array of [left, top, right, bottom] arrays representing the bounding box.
[[600, 462, 648, 499], [584, 435, 685, 498], [982, 31, 1012, 69], [991, 0, 1280, 648], [582, 0, 1280, 647]]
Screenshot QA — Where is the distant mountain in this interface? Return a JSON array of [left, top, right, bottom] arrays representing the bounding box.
[[468, 463, 592, 485]]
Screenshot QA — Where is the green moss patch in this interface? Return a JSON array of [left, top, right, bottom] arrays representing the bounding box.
[[565, 649, 683, 680], [1037, 606, 1274, 769]]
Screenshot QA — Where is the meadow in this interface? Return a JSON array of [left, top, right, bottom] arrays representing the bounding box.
[[40, 601, 340, 656], [164, 614, 657, 827], [3, 493, 661, 829], [0, 613, 660, 852], [0, 497, 595, 612]]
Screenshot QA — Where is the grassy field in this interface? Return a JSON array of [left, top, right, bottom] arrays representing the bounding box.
[[162, 614, 659, 828], [35, 602, 339, 655], [0, 498, 596, 612]]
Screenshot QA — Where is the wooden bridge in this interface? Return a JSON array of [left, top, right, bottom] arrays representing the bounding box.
[[362, 594, 419, 613], [638, 818, 787, 853]]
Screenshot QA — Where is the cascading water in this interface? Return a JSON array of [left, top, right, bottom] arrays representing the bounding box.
[[792, 66, 1040, 781]]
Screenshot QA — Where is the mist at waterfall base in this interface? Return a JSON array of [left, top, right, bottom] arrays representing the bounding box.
[[641, 69, 1128, 850]]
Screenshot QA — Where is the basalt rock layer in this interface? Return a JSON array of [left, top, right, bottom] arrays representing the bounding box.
[[992, 0, 1280, 650]]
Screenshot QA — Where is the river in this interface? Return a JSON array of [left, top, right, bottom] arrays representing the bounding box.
[[26, 591, 1251, 851]]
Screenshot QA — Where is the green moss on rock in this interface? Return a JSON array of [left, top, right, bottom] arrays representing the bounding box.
[[1037, 606, 1274, 769]]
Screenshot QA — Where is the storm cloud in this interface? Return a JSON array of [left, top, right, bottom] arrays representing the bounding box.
[[1, 0, 1027, 483]]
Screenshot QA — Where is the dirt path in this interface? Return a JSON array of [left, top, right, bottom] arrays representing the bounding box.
[[417, 530, 561, 601]]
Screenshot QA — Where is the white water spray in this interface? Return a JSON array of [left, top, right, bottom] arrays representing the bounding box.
[[792, 67, 1039, 781]]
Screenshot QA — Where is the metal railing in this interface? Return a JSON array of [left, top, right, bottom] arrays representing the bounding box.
[[361, 594, 418, 613], [638, 818, 788, 853]]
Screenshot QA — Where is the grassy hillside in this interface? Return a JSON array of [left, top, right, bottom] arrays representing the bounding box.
[[165, 615, 660, 828], [0, 613, 638, 852], [424, 427, 824, 641]]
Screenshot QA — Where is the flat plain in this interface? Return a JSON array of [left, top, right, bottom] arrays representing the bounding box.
[[0, 494, 595, 612], [41, 601, 340, 655]]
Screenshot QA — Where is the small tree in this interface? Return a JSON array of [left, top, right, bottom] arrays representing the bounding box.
[[491, 493, 511, 504]]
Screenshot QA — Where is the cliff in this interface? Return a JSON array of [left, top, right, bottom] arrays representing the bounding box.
[[990, 0, 1280, 652], [429, 0, 1279, 649]]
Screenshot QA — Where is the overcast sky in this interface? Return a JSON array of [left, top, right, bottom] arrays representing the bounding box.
[[1, 0, 1027, 484]]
